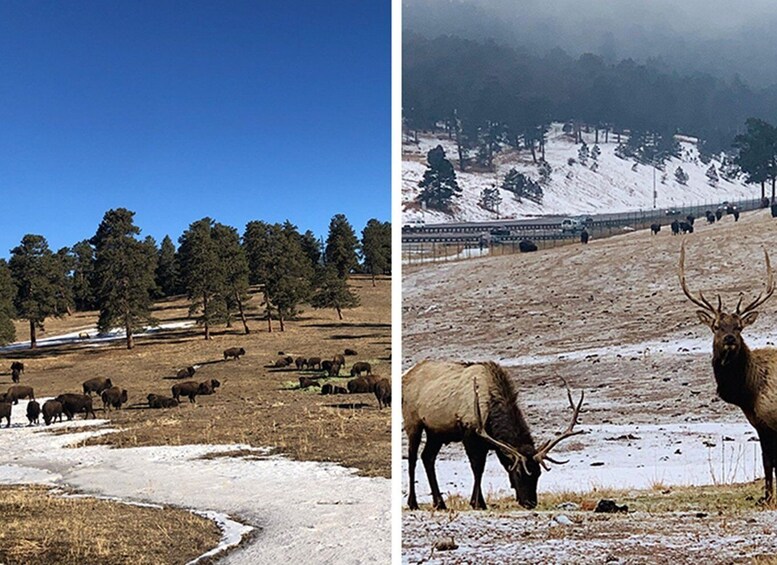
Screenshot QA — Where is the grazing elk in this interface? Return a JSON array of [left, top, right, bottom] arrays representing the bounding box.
[[403, 361, 583, 510], [680, 242, 777, 503], [650, 223, 661, 235]]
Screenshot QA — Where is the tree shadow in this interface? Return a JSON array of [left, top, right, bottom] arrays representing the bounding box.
[[323, 402, 372, 410]]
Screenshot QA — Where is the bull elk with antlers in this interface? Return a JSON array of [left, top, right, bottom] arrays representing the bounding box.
[[680, 241, 777, 502], [403, 360, 584, 510]]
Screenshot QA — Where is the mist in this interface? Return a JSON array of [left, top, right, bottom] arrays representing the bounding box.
[[404, 0, 777, 87]]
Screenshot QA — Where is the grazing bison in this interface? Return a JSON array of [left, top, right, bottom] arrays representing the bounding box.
[[321, 383, 348, 395], [679, 221, 694, 234], [321, 360, 334, 373], [147, 394, 179, 409], [42, 400, 63, 425], [350, 362, 372, 377], [519, 240, 538, 253], [715, 208, 724, 221], [0, 402, 10, 428], [172, 380, 217, 403], [332, 354, 346, 368], [6, 386, 34, 405], [328, 362, 342, 377], [55, 394, 96, 420], [670, 220, 680, 235], [26, 399, 40, 425], [580, 229, 589, 244], [299, 376, 321, 389], [295, 357, 308, 370], [82, 377, 113, 396], [374, 378, 391, 409], [223, 347, 246, 360], [706, 211, 716, 224], [344, 348, 358, 356], [733, 208, 740, 221], [650, 223, 661, 235], [101, 387, 128, 410], [274, 357, 292, 368], [198, 379, 220, 395], [307, 357, 322, 370], [176, 366, 196, 379], [686, 214, 695, 226], [10, 362, 24, 374], [11, 368, 20, 383], [404, 361, 584, 510], [347, 375, 380, 394]]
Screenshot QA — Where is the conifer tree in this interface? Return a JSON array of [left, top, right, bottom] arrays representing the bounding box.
[[361, 219, 391, 286], [300, 229, 322, 269], [310, 266, 360, 320], [324, 214, 359, 279], [156, 235, 180, 297], [417, 145, 461, 211], [0, 260, 16, 345], [213, 223, 251, 334], [91, 209, 157, 349], [70, 240, 98, 311], [9, 234, 71, 348]]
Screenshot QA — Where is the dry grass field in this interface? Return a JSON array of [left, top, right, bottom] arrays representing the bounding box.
[[1, 275, 391, 477], [0, 485, 221, 565]]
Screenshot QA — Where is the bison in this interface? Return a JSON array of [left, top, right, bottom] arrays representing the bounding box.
[[650, 223, 661, 235], [55, 393, 96, 420], [321, 383, 348, 395], [26, 399, 40, 425], [344, 348, 358, 356], [223, 347, 246, 360], [42, 400, 63, 425], [147, 394, 179, 408], [299, 376, 321, 389], [176, 366, 196, 379], [374, 378, 391, 409], [580, 229, 589, 244], [328, 362, 341, 377], [10, 362, 24, 374], [307, 357, 322, 370], [350, 362, 372, 377], [679, 221, 694, 234], [347, 375, 380, 394], [295, 357, 308, 370], [519, 240, 538, 253], [82, 377, 113, 396], [198, 379, 220, 395], [671, 219, 680, 235], [686, 214, 695, 226], [6, 386, 34, 405], [101, 387, 128, 410], [0, 402, 10, 428], [11, 368, 20, 384], [403, 360, 583, 511]]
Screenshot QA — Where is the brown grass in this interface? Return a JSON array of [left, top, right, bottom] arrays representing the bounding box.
[[0, 485, 221, 565], [2, 275, 391, 477]]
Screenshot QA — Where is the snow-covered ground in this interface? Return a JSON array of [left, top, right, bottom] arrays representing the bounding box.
[[0, 320, 197, 351], [0, 400, 390, 564], [403, 123, 758, 224]]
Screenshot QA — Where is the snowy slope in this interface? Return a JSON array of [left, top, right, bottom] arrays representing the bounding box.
[[403, 123, 758, 224]]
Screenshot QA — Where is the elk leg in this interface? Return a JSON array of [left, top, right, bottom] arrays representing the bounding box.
[[421, 434, 446, 510], [463, 435, 488, 510], [406, 426, 422, 510], [758, 428, 777, 504]]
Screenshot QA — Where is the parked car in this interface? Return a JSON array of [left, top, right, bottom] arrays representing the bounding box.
[[665, 208, 681, 216], [489, 227, 511, 238], [402, 218, 426, 232], [560, 218, 583, 232]]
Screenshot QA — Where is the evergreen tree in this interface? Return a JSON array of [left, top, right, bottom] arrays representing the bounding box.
[[9, 235, 70, 348], [178, 218, 227, 340], [70, 240, 98, 311], [734, 118, 777, 201], [417, 145, 461, 211], [577, 142, 589, 165], [213, 223, 251, 334], [324, 214, 359, 279], [156, 235, 180, 297], [53, 247, 75, 317], [591, 144, 601, 161], [310, 266, 360, 321], [706, 164, 719, 186], [479, 186, 502, 213], [0, 260, 16, 345], [361, 219, 391, 286], [675, 166, 689, 185], [538, 160, 552, 184], [300, 229, 322, 269], [91, 209, 157, 349]]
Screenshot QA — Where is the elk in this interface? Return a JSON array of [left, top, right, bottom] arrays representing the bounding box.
[[680, 241, 777, 503], [403, 360, 584, 510]]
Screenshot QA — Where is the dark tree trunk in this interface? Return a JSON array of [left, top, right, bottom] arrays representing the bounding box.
[[278, 311, 285, 332], [125, 319, 134, 350], [235, 290, 250, 334], [336, 306, 343, 320], [263, 288, 273, 332], [595, 127, 599, 144], [529, 141, 537, 164], [29, 320, 36, 349], [772, 178, 776, 203], [371, 272, 376, 287], [203, 294, 210, 340], [762, 181, 767, 200]]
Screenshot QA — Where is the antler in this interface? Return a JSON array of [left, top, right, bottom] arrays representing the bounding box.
[[679, 240, 719, 313], [533, 378, 584, 471], [736, 247, 775, 316], [472, 377, 529, 473]]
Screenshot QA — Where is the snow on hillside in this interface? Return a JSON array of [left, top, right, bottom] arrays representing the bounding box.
[[403, 123, 757, 224]]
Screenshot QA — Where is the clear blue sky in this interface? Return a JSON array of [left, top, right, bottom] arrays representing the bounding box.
[[0, 1, 390, 258]]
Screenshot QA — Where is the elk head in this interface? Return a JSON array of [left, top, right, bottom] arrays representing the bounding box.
[[680, 241, 775, 366], [473, 377, 584, 509]]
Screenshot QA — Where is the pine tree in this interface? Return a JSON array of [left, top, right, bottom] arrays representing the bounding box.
[[70, 240, 98, 311], [0, 260, 16, 345], [213, 223, 251, 334], [361, 219, 391, 286], [156, 235, 180, 297], [706, 164, 719, 186], [53, 247, 75, 317], [417, 145, 461, 211], [577, 142, 589, 165], [324, 214, 359, 279], [91, 209, 157, 349], [591, 144, 601, 161], [300, 229, 322, 269], [9, 235, 71, 348], [178, 218, 227, 340], [479, 186, 502, 213], [538, 160, 552, 184], [310, 266, 360, 320], [675, 166, 689, 185]]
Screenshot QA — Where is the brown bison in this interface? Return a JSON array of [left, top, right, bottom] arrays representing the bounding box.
[[10, 362, 24, 374], [321, 383, 348, 395], [344, 348, 358, 356], [350, 362, 372, 377], [82, 377, 113, 396], [11, 368, 20, 384], [6, 386, 34, 405], [328, 362, 341, 377], [333, 354, 346, 367], [42, 400, 63, 425], [147, 393, 179, 408], [55, 393, 96, 420], [347, 375, 380, 394], [176, 366, 196, 379], [223, 347, 246, 360], [307, 357, 322, 370], [374, 378, 391, 409], [26, 399, 40, 425], [295, 357, 308, 370], [198, 379, 220, 395], [101, 387, 128, 410], [299, 376, 321, 389]]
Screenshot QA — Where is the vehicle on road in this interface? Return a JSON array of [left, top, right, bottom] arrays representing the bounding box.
[[560, 218, 583, 232]]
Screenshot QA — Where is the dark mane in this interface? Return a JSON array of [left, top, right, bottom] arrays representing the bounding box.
[[483, 362, 535, 454]]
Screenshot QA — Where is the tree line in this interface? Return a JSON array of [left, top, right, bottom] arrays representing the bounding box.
[[0, 210, 391, 349]]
